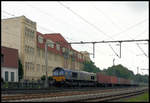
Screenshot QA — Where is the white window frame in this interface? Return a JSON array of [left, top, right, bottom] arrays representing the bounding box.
[[62, 47, 65, 53], [56, 44, 60, 51], [47, 39, 54, 48], [38, 35, 43, 43]]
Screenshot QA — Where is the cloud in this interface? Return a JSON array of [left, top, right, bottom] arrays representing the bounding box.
[[125, 2, 148, 12]]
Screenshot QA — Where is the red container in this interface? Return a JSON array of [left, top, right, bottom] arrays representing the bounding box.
[[110, 76, 118, 84], [96, 73, 111, 84], [118, 77, 124, 84]]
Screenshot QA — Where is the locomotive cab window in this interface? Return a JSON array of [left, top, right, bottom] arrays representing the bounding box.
[[53, 70, 59, 76], [72, 72, 77, 78], [91, 76, 95, 80], [59, 70, 64, 76]]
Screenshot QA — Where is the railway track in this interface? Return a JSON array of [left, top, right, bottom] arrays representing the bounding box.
[[1, 86, 130, 94], [80, 88, 147, 102], [2, 87, 148, 102]]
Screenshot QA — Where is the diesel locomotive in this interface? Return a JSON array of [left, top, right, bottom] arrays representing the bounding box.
[[52, 67, 138, 87]]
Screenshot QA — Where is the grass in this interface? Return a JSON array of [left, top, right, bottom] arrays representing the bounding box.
[[119, 92, 149, 102]]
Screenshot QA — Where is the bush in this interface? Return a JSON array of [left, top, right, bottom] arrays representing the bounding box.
[[41, 75, 53, 81], [1, 78, 4, 83]]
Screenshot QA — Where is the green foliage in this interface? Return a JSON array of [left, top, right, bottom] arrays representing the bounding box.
[[121, 92, 149, 102], [134, 74, 149, 83], [101, 64, 148, 83], [1, 77, 4, 83], [41, 75, 46, 81], [48, 76, 53, 81], [104, 64, 134, 79], [82, 61, 101, 73], [41, 75, 53, 81], [18, 59, 24, 80]]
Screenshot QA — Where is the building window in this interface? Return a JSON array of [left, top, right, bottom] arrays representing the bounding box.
[[42, 50, 45, 58], [56, 44, 60, 51], [25, 26, 34, 39], [5, 71, 9, 81], [37, 49, 40, 56], [37, 64, 40, 71], [62, 47, 65, 53], [42, 65, 45, 72], [38, 35, 43, 43], [78, 54, 81, 59], [69, 50, 73, 55], [11, 72, 14, 82], [47, 40, 54, 48]]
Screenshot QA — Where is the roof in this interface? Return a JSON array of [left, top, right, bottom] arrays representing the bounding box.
[[43, 33, 72, 49], [1, 46, 18, 68], [36, 31, 84, 62]]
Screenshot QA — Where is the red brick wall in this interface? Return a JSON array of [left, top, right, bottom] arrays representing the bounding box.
[[1, 46, 18, 68]]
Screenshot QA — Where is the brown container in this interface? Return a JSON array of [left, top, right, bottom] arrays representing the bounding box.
[[96, 73, 111, 84], [110, 76, 118, 84], [118, 77, 124, 84]]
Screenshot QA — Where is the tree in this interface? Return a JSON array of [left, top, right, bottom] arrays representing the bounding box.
[[41, 75, 46, 81], [134, 74, 149, 83], [41, 75, 53, 81], [104, 64, 134, 79], [82, 61, 101, 73], [18, 59, 23, 81]]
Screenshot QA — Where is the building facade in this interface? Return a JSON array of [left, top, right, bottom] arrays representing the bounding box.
[[2, 16, 91, 80], [1, 46, 18, 82]]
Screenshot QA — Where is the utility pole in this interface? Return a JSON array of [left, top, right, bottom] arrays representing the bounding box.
[[119, 41, 122, 58], [113, 58, 115, 66], [44, 40, 48, 88], [137, 67, 139, 74], [93, 42, 95, 58]]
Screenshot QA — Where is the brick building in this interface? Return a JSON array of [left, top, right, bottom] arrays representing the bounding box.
[[2, 16, 91, 80], [1, 46, 18, 82]]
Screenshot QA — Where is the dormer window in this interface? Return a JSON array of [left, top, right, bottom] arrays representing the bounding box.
[[47, 39, 54, 48], [62, 47, 65, 53], [78, 54, 81, 59], [69, 50, 73, 55], [38, 35, 43, 43], [56, 44, 60, 51]]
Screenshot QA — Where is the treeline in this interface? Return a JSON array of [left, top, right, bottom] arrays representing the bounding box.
[[82, 61, 149, 83]]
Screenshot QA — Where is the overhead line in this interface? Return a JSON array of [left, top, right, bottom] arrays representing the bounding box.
[[92, 5, 122, 30], [58, 1, 114, 40], [111, 18, 148, 38], [69, 39, 149, 44], [136, 43, 148, 57]]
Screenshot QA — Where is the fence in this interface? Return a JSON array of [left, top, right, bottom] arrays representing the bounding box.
[[1, 80, 53, 89]]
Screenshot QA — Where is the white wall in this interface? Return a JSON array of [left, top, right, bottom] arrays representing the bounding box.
[[1, 67, 18, 82]]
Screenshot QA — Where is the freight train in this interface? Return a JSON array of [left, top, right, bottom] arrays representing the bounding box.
[[52, 67, 138, 87]]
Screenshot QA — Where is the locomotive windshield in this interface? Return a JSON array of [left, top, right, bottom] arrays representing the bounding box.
[[53, 70, 59, 76], [59, 70, 64, 76], [53, 70, 64, 76]]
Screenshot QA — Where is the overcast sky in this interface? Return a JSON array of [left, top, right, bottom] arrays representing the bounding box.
[[1, 1, 149, 75]]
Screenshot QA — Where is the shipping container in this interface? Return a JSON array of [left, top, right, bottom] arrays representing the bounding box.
[[110, 76, 118, 84], [118, 77, 125, 84], [96, 73, 111, 84]]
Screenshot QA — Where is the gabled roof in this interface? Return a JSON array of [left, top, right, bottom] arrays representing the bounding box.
[[36, 31, 84, 62], [43, 33, 72, 49]]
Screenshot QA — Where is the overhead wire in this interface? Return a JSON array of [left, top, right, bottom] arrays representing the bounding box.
[[58, 2, 149, 59], [92, 5, 123, 31], [111, 18, 148, 38], [91, 5, 148, 58], [26, 3, 95, 42], [58, 1, 114, 40], [2, 5, 148, 59]]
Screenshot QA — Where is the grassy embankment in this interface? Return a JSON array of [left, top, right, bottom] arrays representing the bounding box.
[[120, 91, 149, 102]]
